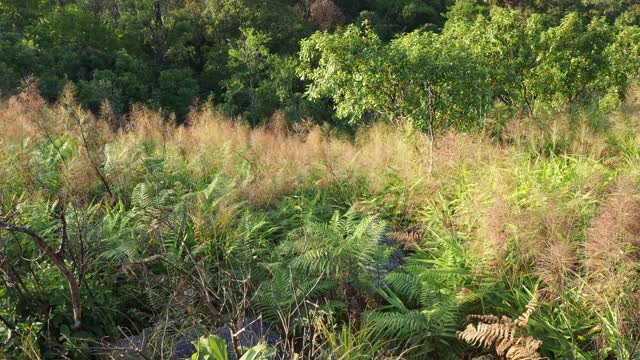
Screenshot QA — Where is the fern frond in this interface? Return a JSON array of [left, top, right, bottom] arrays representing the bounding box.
[[387, 229, 423, 248], [503, 336, 542, 360], [383, 272, 423, 304], [291, 248, 331, 275], [457, 292, 542, 360], [515, 295, 538, 328], [465, 314, 502, 324], [458, 322, 516, 349], [366, 310, 428, 339], [132, 182, 154, 210]]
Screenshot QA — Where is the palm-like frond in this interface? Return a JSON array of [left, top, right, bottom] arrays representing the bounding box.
[[256, 208, 388, 328], [366, 232, 492, 357], [283, 209, 386, 283], [457, 293, 543, 360]]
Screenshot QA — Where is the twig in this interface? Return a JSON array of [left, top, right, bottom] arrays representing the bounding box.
[[0, 219, 82, 329], [56, 205, 68, 257], [0, 313, 14, 331], [66, 104, 113, 199], [121, 254, 165, 277]]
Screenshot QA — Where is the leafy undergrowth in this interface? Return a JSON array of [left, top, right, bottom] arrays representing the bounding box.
[[1, 87, 640, 359]]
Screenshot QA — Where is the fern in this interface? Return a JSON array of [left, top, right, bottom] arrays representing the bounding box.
[[255, 209, 388, 330], [382, 272, 423, 305], [387, 228, 424, 248], [29, 135, 75, 194], [366, 232, 492, 358], [281, 209, 387, 286], [457, 293, 543, 360], [366, 311, 429, 340], [255, 262, 338, 325]]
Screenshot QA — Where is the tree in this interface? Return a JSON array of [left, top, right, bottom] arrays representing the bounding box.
[[0, 31, 37, 96], [391, 30, 491, 130], [223, 28, 273, 124], [200, 0, 312, 54], [310, 0, 346, 31], [0, 0, 45, 32], [604, 24, 640, 109], [110, 0, 199, 69], [77, 51, 152, 115], [359, 0, 448, 39], [533, 13, 615, 112], [298, 24, 386, 125], [443, 7, 545, 116], [443, 5, 636, 116], [154, 68, 199, 121], [298, 24, 491, 131]]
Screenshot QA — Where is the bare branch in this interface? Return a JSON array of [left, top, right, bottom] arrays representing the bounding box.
[[0, 219, 82, 330], [56, 205, 68, 257]]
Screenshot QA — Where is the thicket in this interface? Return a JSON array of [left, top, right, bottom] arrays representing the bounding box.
[[3, 0, 640, 359], [3, 83, 640, 358]]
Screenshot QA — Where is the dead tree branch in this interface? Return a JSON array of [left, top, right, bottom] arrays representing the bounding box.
[[0, 219, 82, 329]]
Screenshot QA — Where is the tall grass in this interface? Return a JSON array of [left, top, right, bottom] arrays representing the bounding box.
[[2, 85, 640, 358]]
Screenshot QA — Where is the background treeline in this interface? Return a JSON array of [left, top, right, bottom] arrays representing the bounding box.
[[1, 0, 640, 130], [0, 0, 452, 125]]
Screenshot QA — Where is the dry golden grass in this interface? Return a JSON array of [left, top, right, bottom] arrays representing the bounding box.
[[475, 198, 516, 269], [175, 108, 354, 204], [584, 177, 640, 304], [585, 177, 640, 271], [534, 241, 577, 298], [2, 85, 640, 253], [0, 85, 555, 211], [578, 175, 640, 335], [0, 81, 47, 144]]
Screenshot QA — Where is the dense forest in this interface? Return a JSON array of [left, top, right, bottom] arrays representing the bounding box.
[[2, 0, 640, 359], [2, 0, 640, 128]]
